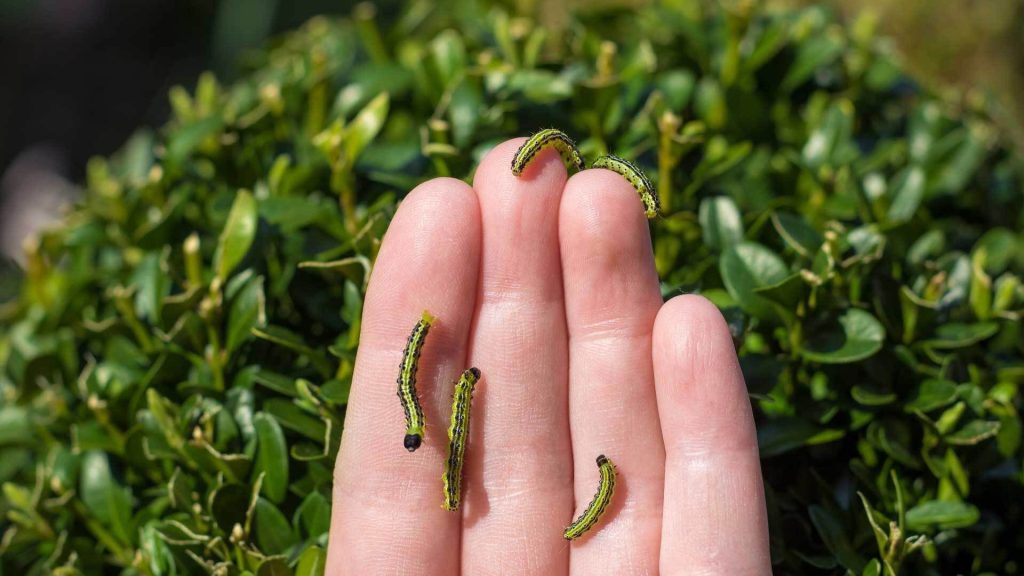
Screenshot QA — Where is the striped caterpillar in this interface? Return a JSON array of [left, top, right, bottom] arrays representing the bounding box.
[[511, 129, 584, 176], [591, 155, 660, 219], [564, 454, 617, 540], [442, 367, 481, 511], [397, 311, 434, 452]]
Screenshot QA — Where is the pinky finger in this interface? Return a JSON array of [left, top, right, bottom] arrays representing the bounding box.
[[653, 295, 771, 575]]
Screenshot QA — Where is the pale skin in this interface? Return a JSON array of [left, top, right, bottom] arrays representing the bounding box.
[[326, 138, 772, 575]]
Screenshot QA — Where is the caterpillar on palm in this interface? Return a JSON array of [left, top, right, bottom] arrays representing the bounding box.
[[397, 311, 434, 452], [442, 367, 481, 511], [564, 454, 617, 540]]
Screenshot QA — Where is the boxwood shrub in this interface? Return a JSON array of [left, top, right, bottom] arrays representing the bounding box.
[[1, 1, 1022, 575]]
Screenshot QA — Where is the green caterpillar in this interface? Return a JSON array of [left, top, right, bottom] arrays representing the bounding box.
[[397, 311, 434, 452], [442, 367, 481, 511], [511, 129, 584, 176], [592, 155, 660, 219], [564, 454, 617, 540]]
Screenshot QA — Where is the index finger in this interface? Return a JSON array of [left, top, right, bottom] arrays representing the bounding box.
[[327, 178, 482, 575]]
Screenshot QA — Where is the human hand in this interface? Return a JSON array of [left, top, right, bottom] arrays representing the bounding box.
[[326, 138, 772, 575]]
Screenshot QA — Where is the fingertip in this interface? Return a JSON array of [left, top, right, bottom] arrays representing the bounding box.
[[361, 176, 481, 349], [383, 176, 480, 259], [653, 294, 735, 374], [471, 138, 526, 188], [559, 168, 660, 339], [560, 169, 652, 249], [400, 176, 479, 219], [472, 137, 568, 190], [653, 294, 754, 454]]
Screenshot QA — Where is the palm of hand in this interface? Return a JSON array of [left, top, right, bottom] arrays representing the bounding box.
[[326, 139, 771, 575]]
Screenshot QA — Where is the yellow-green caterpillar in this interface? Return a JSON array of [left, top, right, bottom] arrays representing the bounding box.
[[511, 129, 584, 176], [397, 311, 434, 452], [442, 367, 481, 511], [564, 454, 617, 540], [592, 155, 660, 219]]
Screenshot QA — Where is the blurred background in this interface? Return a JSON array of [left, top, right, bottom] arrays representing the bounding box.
[[1, 0, 1022, 259]]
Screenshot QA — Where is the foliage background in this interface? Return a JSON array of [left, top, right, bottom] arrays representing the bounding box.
[[1, 1, 1023, 575]]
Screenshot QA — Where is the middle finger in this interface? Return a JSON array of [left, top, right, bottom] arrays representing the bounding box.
[[461, 138, 573, 575]]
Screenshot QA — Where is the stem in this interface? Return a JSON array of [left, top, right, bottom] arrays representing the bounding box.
[[658, 111, 682, 214], [334, 170, 358, 235], [184, 233, 202, 288], [112, 287, 154, 353], [206, 324, 226, 392], [200, 282, 226, 392], [354, 3, 390, 64]]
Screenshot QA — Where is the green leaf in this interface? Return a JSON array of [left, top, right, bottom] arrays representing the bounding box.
[[905, 500, 980, 530], [753, 273, 805, 310], [698, 196, 744, 251], [2, 482, 33, 511], [253, 369, 297, 396], [771, 211, 823, 257], [214, 189, 258, 282], [253, 497, 299, 555], [695, 78, 727, 129], [260, 196, 327, 232], [146, 388, 185, 452], [253, 412, 289, 503], [851, 385, 897, 406], [808, 505, 867, 572], [802, 102, 854, 169], [869, 419, 918, 466], [0, 406, 32, 446], [334, 64, 412, 118], [758, 417, 845, 457], [857, 492, 890, 554], [945, 420, 1001, 446], [319, 379, 351, 405], [344, 92, 390, 165], [210, 484, 250, 533], [449, 81, 482, 148], [924, 322, 999, 349], [226, 274, 266, 353], [973, 228, 1020, 274], [251, 325, 332, 376], [74, 421, 123, 454], [294, 491, 331, 539], [263, 399, 327, 442], [506, 69, 573, 102], [720, 241, 791, 322], [430, 30, 467, 88], [257, 559, 291, 576], [80, 450, 134, 545], [166, 116, 222, 166], [656, 70, 696, 109], [905, 379, 958, 412], [295, 546, 326, 576], [291, 443, 328, 461], [887, 166, 925, 224], [801, 309, 885, 364], [131, 251, 169, 323], [907, 229, 946, 266], [782, 33, 844, 91]]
